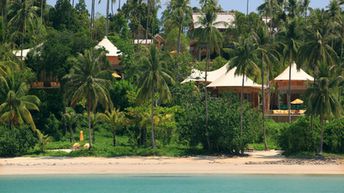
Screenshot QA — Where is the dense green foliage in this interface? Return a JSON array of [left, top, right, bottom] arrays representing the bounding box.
[[0, 125, 36, 157], [0, 0, 344, 157]]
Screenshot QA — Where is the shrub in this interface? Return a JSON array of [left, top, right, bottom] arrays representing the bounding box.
[[0, 125, 37, 157], [265, 119, 288, 148], [324, 118, 344, 153], [175, 87, 261, 154], [279, 117, 320, 154]]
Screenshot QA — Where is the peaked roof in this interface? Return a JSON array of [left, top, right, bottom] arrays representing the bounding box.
[[12, 43, 43, 60], [207, 67, 262, 88], [181, 64, 228, 84], [192, 12, 235, 29], [274, 62, 313, 81], [95, 36, 122, 57]]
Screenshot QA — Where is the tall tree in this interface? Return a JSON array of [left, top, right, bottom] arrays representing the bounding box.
[[0, 0, 7, 42], [228, 38, 260, 154], [64, 49, 112, 148], [305, 64, 342, 154], [193, 0, 223, 150], [137, 46, 174, 149], [163, 0, 192, 54], [277, 19, 300, 123], [253, 26, 280, 150], [8, 0, 42, 58]]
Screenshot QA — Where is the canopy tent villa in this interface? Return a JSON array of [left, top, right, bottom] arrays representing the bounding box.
[[95, 36, 122, 67], [12, 43, 43, 60], [267, 62, 313, 121], [182, 64, 263, 108]]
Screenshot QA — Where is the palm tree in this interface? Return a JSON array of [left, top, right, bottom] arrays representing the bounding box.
[[253, 26, 280, 150], [137, 46, 174, 149], [305, 64, 342, 154], [165, 0, 192, 54], [62, 107, 80, 142], [97, 108, 126, 146], [64, 48, 112, 148], [228, 38, 260, 154], [0, 66, 40, 131], [297, 29, 338, 77], [193, 0, 223, 150], [8, 0, 41, 58], [277, 19, 300, 123]]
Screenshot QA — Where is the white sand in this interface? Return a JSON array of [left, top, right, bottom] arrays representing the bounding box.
[[0, 151, 343, 175]]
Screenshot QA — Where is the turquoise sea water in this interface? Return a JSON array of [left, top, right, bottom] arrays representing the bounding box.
[[0, 175, 343, 193]]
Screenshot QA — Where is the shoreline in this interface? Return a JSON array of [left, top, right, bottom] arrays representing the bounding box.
[[1, 151, 343, 176]]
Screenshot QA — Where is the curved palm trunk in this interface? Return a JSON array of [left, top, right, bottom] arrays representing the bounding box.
[[87, 96, 93, 148], [90, 0, 96, 38], [261, 56, 268, 151], [1, 0, 7, 42], [240, 74, 245, 154], [205, 44, 211, 150], [287, 63, 292, 123], [106, 0, 110, 35], [145, 0, 150, 45], [151, 95, 156, 149]]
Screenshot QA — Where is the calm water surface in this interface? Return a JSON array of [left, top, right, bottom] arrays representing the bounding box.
[[0, 175, 343, 193]]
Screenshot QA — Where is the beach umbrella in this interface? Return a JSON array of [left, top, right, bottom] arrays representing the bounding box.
[[291, 98, 304, 105]]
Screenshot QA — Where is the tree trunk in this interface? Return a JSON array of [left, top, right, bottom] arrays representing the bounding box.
[[205, 43, 211, 150], [151, 95, 156, 149], [118, 0, 121, 10], [40, 0, 44, 24], [145, 0, 150, 45], [106, 0, 110, 35], [240, 74, 245, 154], [112, 130, 116, 146], [177, 25, 182, 54], [246, 0, 249, 15], [87, 96, 93, 148], [69, 126, 74, 142], [261, 54, 268, 151], [287, 63, 292, 123], [90, 0, 95, 38], [319, 115, 324, 154], [1, 0, 7, 42]]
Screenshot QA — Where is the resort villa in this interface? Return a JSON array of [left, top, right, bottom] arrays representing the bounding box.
[[183, 62, 313, 122], [95, 36, 123, 78]]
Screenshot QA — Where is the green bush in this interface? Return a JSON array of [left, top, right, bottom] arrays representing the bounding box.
[[175, 86, 261, 154], [0, 125, 37, 157], [279, 117, 320, 154], [265, 119, 288, 148], [324, 118, 344, 153]]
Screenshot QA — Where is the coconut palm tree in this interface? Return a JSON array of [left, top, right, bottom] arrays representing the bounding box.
[[0, 0, 8, 42], [297, 29, 338, 77], [277, 19, 300, 123], [0, 66, 40, 131], [305, 64, 342, 154], [64, 48, 112, 148], [62, 107, 80, 142], [228, 38, 260, 154], [193, 0, 223, 150], [8, 0, 41, 58], [97, 108, 126, 146], [137, 46, 174, 149], [164, 0, 192, 54], [252, 26, 280, 150]]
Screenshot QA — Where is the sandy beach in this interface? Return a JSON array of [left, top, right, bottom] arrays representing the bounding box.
[[0, 151, 343, 175]]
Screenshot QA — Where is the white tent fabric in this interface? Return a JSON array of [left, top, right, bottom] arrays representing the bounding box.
[[274, 62, 313, 81], [95, 36, 122, 57], [181, 64, 228, 83], [207, 67, 262, 88], [12, 43, 43, 60]]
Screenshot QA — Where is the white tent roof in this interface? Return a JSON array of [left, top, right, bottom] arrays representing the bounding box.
[[95, 36, 122, 57], [12, 43, 43, 60], [274, 62, 313, 81], [13, 48, 32, 60], [181, 64, 229, 84], [207, 67, 262, 88], [192, 12, 235, 29]]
